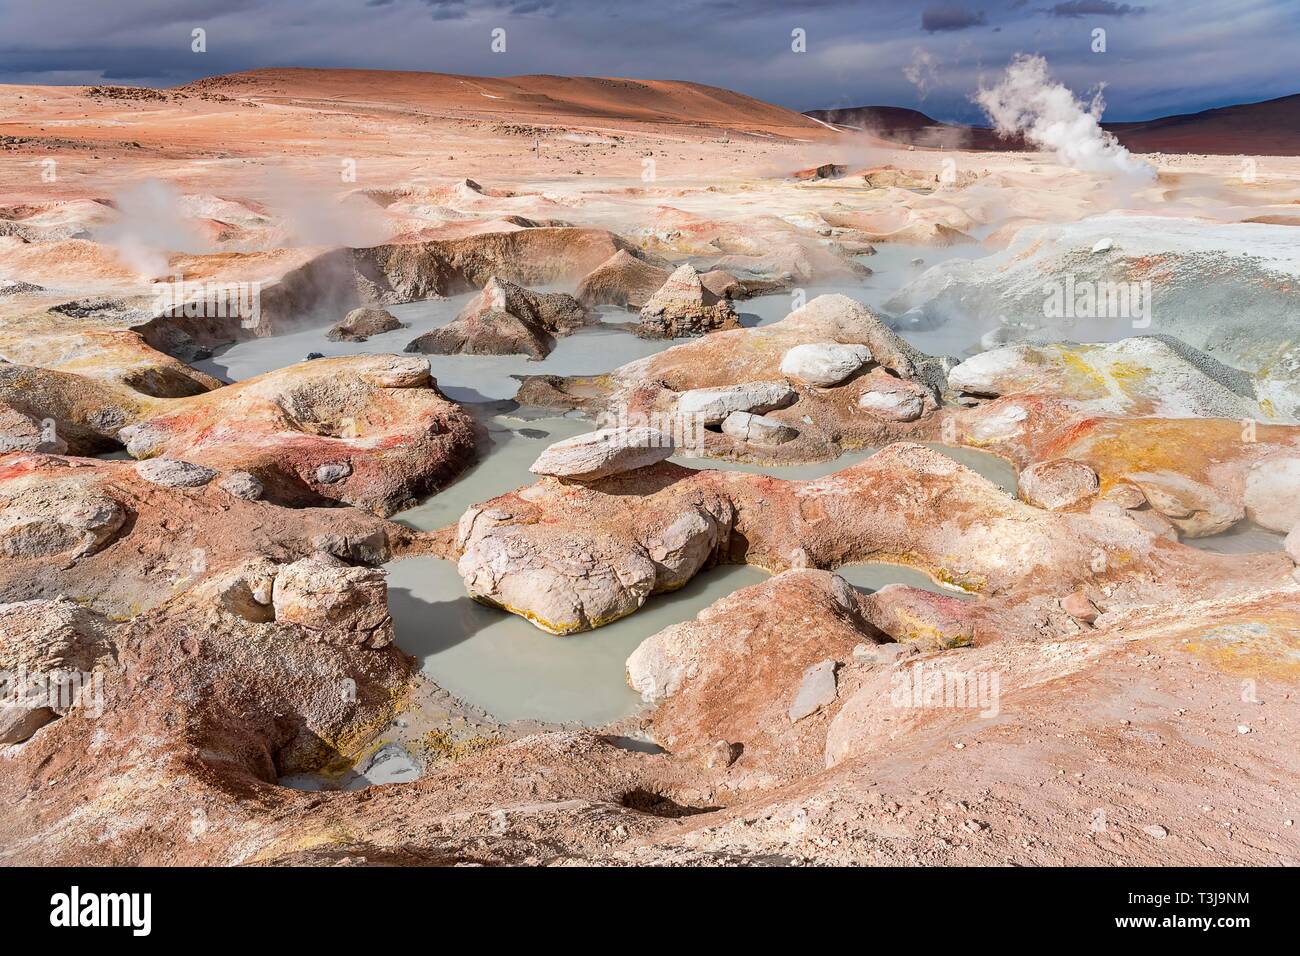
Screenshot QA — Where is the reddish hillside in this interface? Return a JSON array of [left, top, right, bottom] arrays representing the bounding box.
[[1104, 94, 1300, 155], [180, 68, 830, 137]]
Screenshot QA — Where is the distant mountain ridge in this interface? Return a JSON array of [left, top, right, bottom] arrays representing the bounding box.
[[806, 94, 1300, 156]]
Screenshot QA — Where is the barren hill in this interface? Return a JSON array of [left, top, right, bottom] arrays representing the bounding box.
[[182, 68, 830, 137], [1104, 93, 1300, 155]]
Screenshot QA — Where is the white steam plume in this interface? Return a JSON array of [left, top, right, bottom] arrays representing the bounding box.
[[976, 54, 1154, 181], [96, 179, 209, 279], [903, 48, 940, 101]]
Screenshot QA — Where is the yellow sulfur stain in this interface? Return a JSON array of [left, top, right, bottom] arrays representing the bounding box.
[[1178, 615, 1300, 682]]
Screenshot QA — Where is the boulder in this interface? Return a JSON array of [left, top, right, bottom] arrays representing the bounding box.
[[271, 552, 394, 648], [676, 381, 796, 425], [857, 386, 924, 422], [405, 276, 588, 360], [1061, 590, 1101, 624], [529, 426, 674, 481], [721, 411, 797, 445], [456, 492, 730, 636], [1244, 456, 1300, 532], [315, 462, 352, 484], [637, 264, 740, 339], [779, 343, 873, 387], [218, 471, 264, 501], [1020, 459, 1100, 511], [1128, 470, 1244, 537], [1286, 525, 1300, 564], [326, 307, 402, 343], [0, 479, 126, 560], [133, 458, 218, 488], [0, 701, 57, 745]]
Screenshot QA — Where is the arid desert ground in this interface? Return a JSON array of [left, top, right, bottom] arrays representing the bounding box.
[[1, 66, 1298, 866]]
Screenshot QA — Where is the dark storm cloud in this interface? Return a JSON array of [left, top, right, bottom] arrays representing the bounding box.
[[416, 0, 469, 19], [920, 5, 987, 32], [0, 0, 1295, 123], [1047, 0, 1145, 16]]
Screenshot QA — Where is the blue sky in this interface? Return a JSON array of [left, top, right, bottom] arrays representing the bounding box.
[[0, 0, 1294, 122]]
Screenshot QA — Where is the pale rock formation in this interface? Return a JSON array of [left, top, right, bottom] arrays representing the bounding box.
[[0, 474, 126, 560], [676, 381, 795, 425], [271, 552, 394, 648], [857, 384, 925, 422], [1020, 459, 1100, 511], [779, 342, 873, 387], [787, 659, 838, 722], [720, 411, 797, 445], [1243, 456, 1300, 532], [529, 426, 674, 481], [327, 306, 402, 342], [1126, 470, 1244, 537], [218, 471, 264, 500], [457, 489, 731, 635], [133, 457, 218, 488]]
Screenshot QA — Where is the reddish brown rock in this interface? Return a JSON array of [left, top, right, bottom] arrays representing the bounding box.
[[327, 306, 402, 343], [636, 264, 740, 339], [405, 276, 588, 360], [575, 249, 670, 310], [117, 354, 477, 515]]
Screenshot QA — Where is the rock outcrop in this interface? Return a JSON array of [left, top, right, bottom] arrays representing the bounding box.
[[453, 443, 1287, 637], [406, 276, 589, 360], [575, 250, 670, 310], [117, 355, 477, 516], [327, 306, 402, 342], [636, 264, 740, 339], [676, 381, 796, 425], [517, 295, 947, 465], [529, 426, 674, 481]]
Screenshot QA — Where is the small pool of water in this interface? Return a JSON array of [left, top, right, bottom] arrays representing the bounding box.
[[836, 561, 977, 601], [1187, 523, 1287, 554], [386, 558, 770, 725], [396, 409, 590, 532]]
